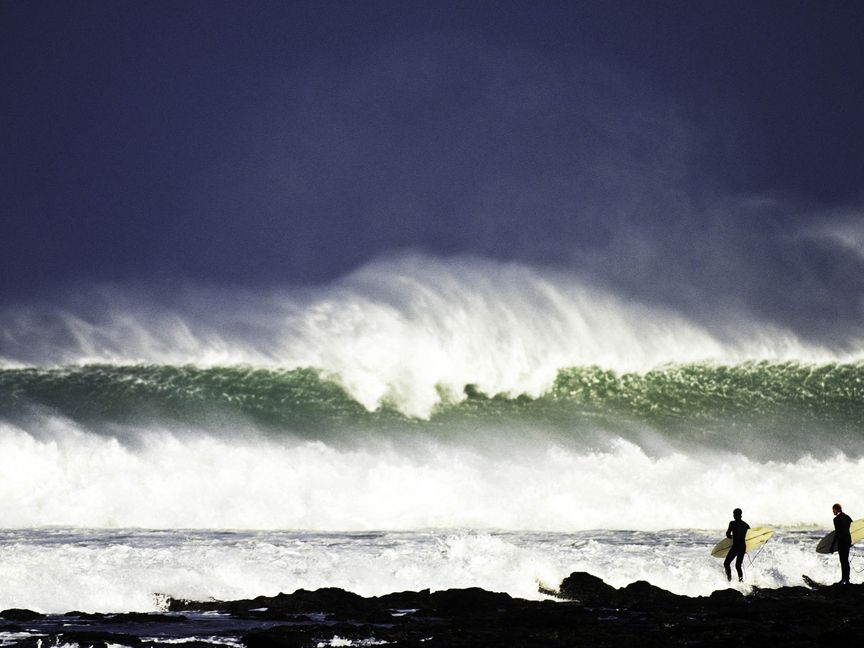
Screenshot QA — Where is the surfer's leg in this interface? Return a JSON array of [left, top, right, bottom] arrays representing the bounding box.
[[734, 551, 744, 581], [723, 551, 733, 581], [839, 545, 850, 583]]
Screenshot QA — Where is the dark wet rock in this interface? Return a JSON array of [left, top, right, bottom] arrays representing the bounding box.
[[233, 574, 864, 646], [232, 588, 371, 620], [377, 587, 431, 608], [619, 579, 679, 602], [10, 574, 864, 648], [0, 609, 43, 621], [166, 597, 226, 613], [557, 570, 617, 605], [428, 587, 512, 616], [243, 627, 311, 648], [618, 579, 692, 618], [708, 587, 744, 603]]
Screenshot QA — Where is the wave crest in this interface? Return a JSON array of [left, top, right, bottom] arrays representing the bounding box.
[[0, 256, 855, 416], [3, 361, 864, 458]]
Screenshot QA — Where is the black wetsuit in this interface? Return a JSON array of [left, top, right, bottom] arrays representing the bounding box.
[[833, 511, 852, 584], [724, 519, 750, 582]]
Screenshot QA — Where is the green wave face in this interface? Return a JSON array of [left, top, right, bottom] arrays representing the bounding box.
[[0, 365, 371, 432], [2, 362, 864, 457], [550, 362, 864, 425]]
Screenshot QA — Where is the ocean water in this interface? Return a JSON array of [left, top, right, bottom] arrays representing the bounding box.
[[1, 258, 862, 612], [0, 528, 854, 613]]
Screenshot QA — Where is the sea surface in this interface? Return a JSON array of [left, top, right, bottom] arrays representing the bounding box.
[[1, 259, 862, 613], [0, 527, 853, 614]]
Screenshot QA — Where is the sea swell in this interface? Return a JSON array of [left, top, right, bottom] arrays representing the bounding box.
[[2, 361, 863, 529], [1, 258, 863, 530], [0, 255, 853, 417], [2, 361, 864, 457]]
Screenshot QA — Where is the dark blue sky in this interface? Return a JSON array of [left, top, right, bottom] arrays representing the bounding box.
[[2, 0, 863, 339]]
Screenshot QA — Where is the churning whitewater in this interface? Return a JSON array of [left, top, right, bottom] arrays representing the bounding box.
[[1, 257, 863, 611]]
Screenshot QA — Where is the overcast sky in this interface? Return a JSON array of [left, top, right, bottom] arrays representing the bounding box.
[[2, 0, 863, 343]]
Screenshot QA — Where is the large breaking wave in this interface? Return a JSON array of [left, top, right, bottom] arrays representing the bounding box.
[[0, 255, 850, 416], [1, 256, 862, 530], [2, 361, 864, 456]]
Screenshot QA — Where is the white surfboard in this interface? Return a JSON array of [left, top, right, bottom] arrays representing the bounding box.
[[815, 518, 864, 554], [710, 526, 773, 558]]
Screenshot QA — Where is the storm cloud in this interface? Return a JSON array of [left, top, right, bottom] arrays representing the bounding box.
[[2, 1, 863, 344]]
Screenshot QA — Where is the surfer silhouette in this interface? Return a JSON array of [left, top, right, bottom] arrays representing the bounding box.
[[724, 508, 750, 582], [831, 503, 852, 584]]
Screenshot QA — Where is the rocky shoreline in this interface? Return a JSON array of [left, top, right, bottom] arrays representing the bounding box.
[[1, 573, 862, 647]]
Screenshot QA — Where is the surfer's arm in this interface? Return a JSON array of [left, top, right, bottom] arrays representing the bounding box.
[[725, 522, 733, 538]]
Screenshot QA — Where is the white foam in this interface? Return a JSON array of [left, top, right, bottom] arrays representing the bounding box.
[[0, 418, 860, 531], [0, 526, 854, 613], [0, 255, 851, 417]]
